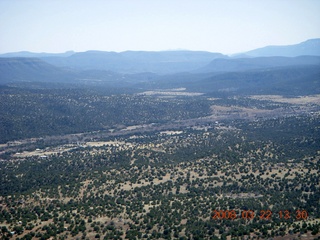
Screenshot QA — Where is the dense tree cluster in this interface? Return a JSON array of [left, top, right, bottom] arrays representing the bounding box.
[[0, 86, 211, 143]]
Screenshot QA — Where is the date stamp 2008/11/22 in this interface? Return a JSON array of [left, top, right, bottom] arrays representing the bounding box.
[[212, 210, 308, 220]]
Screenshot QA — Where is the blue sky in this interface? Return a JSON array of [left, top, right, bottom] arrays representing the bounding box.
[[0, 0, 319, 54]]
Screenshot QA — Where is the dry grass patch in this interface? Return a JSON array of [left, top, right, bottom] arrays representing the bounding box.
[[250, 94, 320, 105]]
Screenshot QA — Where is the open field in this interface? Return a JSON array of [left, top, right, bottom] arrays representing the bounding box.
[[250, 94, 320, 105]]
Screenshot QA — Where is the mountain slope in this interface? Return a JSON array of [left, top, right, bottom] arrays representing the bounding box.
[[189, 65, 320, 95], [196, 56, 320, 73], [242, 39, 320, 57], [0, 57, 156, 87], [0, 58, 76, 84]]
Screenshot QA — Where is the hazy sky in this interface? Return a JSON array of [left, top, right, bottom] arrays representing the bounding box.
[[1, 0, 320, 54]]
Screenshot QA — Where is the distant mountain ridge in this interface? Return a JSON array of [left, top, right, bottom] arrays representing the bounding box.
[[1, 38, 319, 95], [240, 38, 320, 57], [1, 38, 320, 73], [0, 51, 75, 58], [41, 50, 226, 74]]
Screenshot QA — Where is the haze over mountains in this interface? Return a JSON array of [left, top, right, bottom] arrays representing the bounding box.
[[0, 38, 319, 95]]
